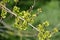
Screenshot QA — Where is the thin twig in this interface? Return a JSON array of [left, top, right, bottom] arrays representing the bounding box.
[[28, 0, 36, 12]]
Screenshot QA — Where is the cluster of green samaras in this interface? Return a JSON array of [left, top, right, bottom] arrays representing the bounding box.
[[37, 21, 58, 40], [13, 6, 37, 30], [0, 0, 10, 18], [0, 0, 58, 40]]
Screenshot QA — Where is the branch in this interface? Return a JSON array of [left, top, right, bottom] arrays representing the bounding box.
[[0, 3, 39, 32]]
